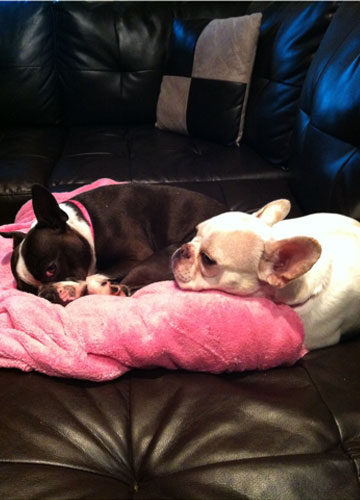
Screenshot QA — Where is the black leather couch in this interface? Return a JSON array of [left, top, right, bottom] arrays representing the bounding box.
[[1, 2, 360, 499]]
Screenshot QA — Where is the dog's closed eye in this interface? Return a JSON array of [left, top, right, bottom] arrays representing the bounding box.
[[200, 252, 217, 266], [46, 263, 57, 278]]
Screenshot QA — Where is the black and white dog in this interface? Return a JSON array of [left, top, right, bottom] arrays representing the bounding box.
[[1, 183, 226, 304]]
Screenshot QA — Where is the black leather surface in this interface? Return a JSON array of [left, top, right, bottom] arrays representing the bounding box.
[[56, 2, 174, 126], [0, 2, 60, 126], [244, 1, 337, 166], [0, 127, 65, 224], [0, 1, 250, 129], [289, 2, 360, 220], [0, 125, 293, 225], [49, 126, 289, 187], [175, 1, 250, 20], [0, 0, 344, 225], [1, 336, 359, 499], [1, 2, 360, 499]]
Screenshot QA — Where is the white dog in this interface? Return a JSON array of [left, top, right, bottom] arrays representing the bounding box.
[[171, 199, 360, 350]]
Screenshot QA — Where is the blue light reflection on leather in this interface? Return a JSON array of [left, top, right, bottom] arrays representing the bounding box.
[[261, 4, 325, 82], [173, 19, 196, 51], [319, 57, 360, 114], [310, 31, 360, 151]]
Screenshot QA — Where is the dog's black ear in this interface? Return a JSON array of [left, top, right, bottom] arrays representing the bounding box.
[[32, 185, 68, 229], [0, 231, 26, 249]]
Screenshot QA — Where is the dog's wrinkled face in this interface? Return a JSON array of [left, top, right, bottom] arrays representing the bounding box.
[[172, 199, 322, 296], [1, 185, 93, 293], [172, 211, 272, 295]]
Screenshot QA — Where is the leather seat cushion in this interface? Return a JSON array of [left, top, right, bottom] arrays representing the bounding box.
[[0, 125, 300, 224], [0, 336, 359, 499]]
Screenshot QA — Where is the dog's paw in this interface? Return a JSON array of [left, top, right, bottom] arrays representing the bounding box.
[[85, 274, 130, 297], [86, 274, 113, 295], [38, 280, 86, 306], [110, 284, 131, 297], [57, 283, 81, 303]]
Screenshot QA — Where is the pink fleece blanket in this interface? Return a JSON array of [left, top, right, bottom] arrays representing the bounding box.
[[0, 179, 307, 381]]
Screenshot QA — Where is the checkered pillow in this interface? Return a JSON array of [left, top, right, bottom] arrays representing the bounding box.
[[156, 14, 262, 146]]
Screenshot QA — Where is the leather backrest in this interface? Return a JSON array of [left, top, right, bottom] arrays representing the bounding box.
[[55, 1, 174, 126], [0, 1, 250, 127], [0, 2, 60, 125], [0, 1, 175, 126], [0, 0, 337, 143], [243, 1, 337, 166], [289, 3, 360, 220]]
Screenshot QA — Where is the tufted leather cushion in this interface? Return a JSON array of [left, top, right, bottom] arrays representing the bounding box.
[[49, 126, 290, 187], [0, 1, 339, 226], [0, 124, 294, 225], [0, 2, 59, 125], [1, 336, 359, 499], [289, 3, 360, 220], [55, 2, 174, 126], [244, 1, 337, 166], [0, 127, 65, 223], [1, 3, 360, 498]]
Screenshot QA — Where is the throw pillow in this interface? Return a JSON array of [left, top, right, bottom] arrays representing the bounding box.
[[156, 13, 262, 146]]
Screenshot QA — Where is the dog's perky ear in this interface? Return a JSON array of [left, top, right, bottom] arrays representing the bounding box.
[[258, 236, 322, 288], [0, 231, 26, 249], [32, 185, 68, 228], [253, 199, 291, 226]]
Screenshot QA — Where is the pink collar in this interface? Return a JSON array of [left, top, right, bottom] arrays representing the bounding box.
[[68, 199, 94, 239]]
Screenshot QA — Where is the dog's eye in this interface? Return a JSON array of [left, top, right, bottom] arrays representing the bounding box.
[[201, 252, 216, 266], [46, 264, 57, 278]]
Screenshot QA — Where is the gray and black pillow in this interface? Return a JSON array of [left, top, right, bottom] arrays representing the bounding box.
[[156, 14, 262, 146]]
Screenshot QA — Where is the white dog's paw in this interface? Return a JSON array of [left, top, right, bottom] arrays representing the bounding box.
[[86, 274, 112, 295], [85, 274, 130, 297]]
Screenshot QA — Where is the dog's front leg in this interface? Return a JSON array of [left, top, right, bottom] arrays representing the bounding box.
[[120, 245, 178, 293], [38, 274, 130, 306], [38, 280, 88, 305]]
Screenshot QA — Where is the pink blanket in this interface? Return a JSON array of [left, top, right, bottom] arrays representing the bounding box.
[[0, 179, 307, 381]]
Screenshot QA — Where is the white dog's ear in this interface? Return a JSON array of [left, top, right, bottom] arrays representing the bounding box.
[[258, 236, 322, 288], [253, 199, 291, 226]]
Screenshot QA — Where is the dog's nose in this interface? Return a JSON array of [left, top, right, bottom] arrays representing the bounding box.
[[180, 244, 192, 259]]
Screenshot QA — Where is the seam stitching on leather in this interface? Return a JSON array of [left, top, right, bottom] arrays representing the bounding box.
[[127, 376, 136, 492], [298, 110, 360, 150], [300, 363, 360, 488], [329, 147, 358, 214], [0, 458, 131, 484], [253, 75, 303, 89], [114, 11, 123, 100]]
